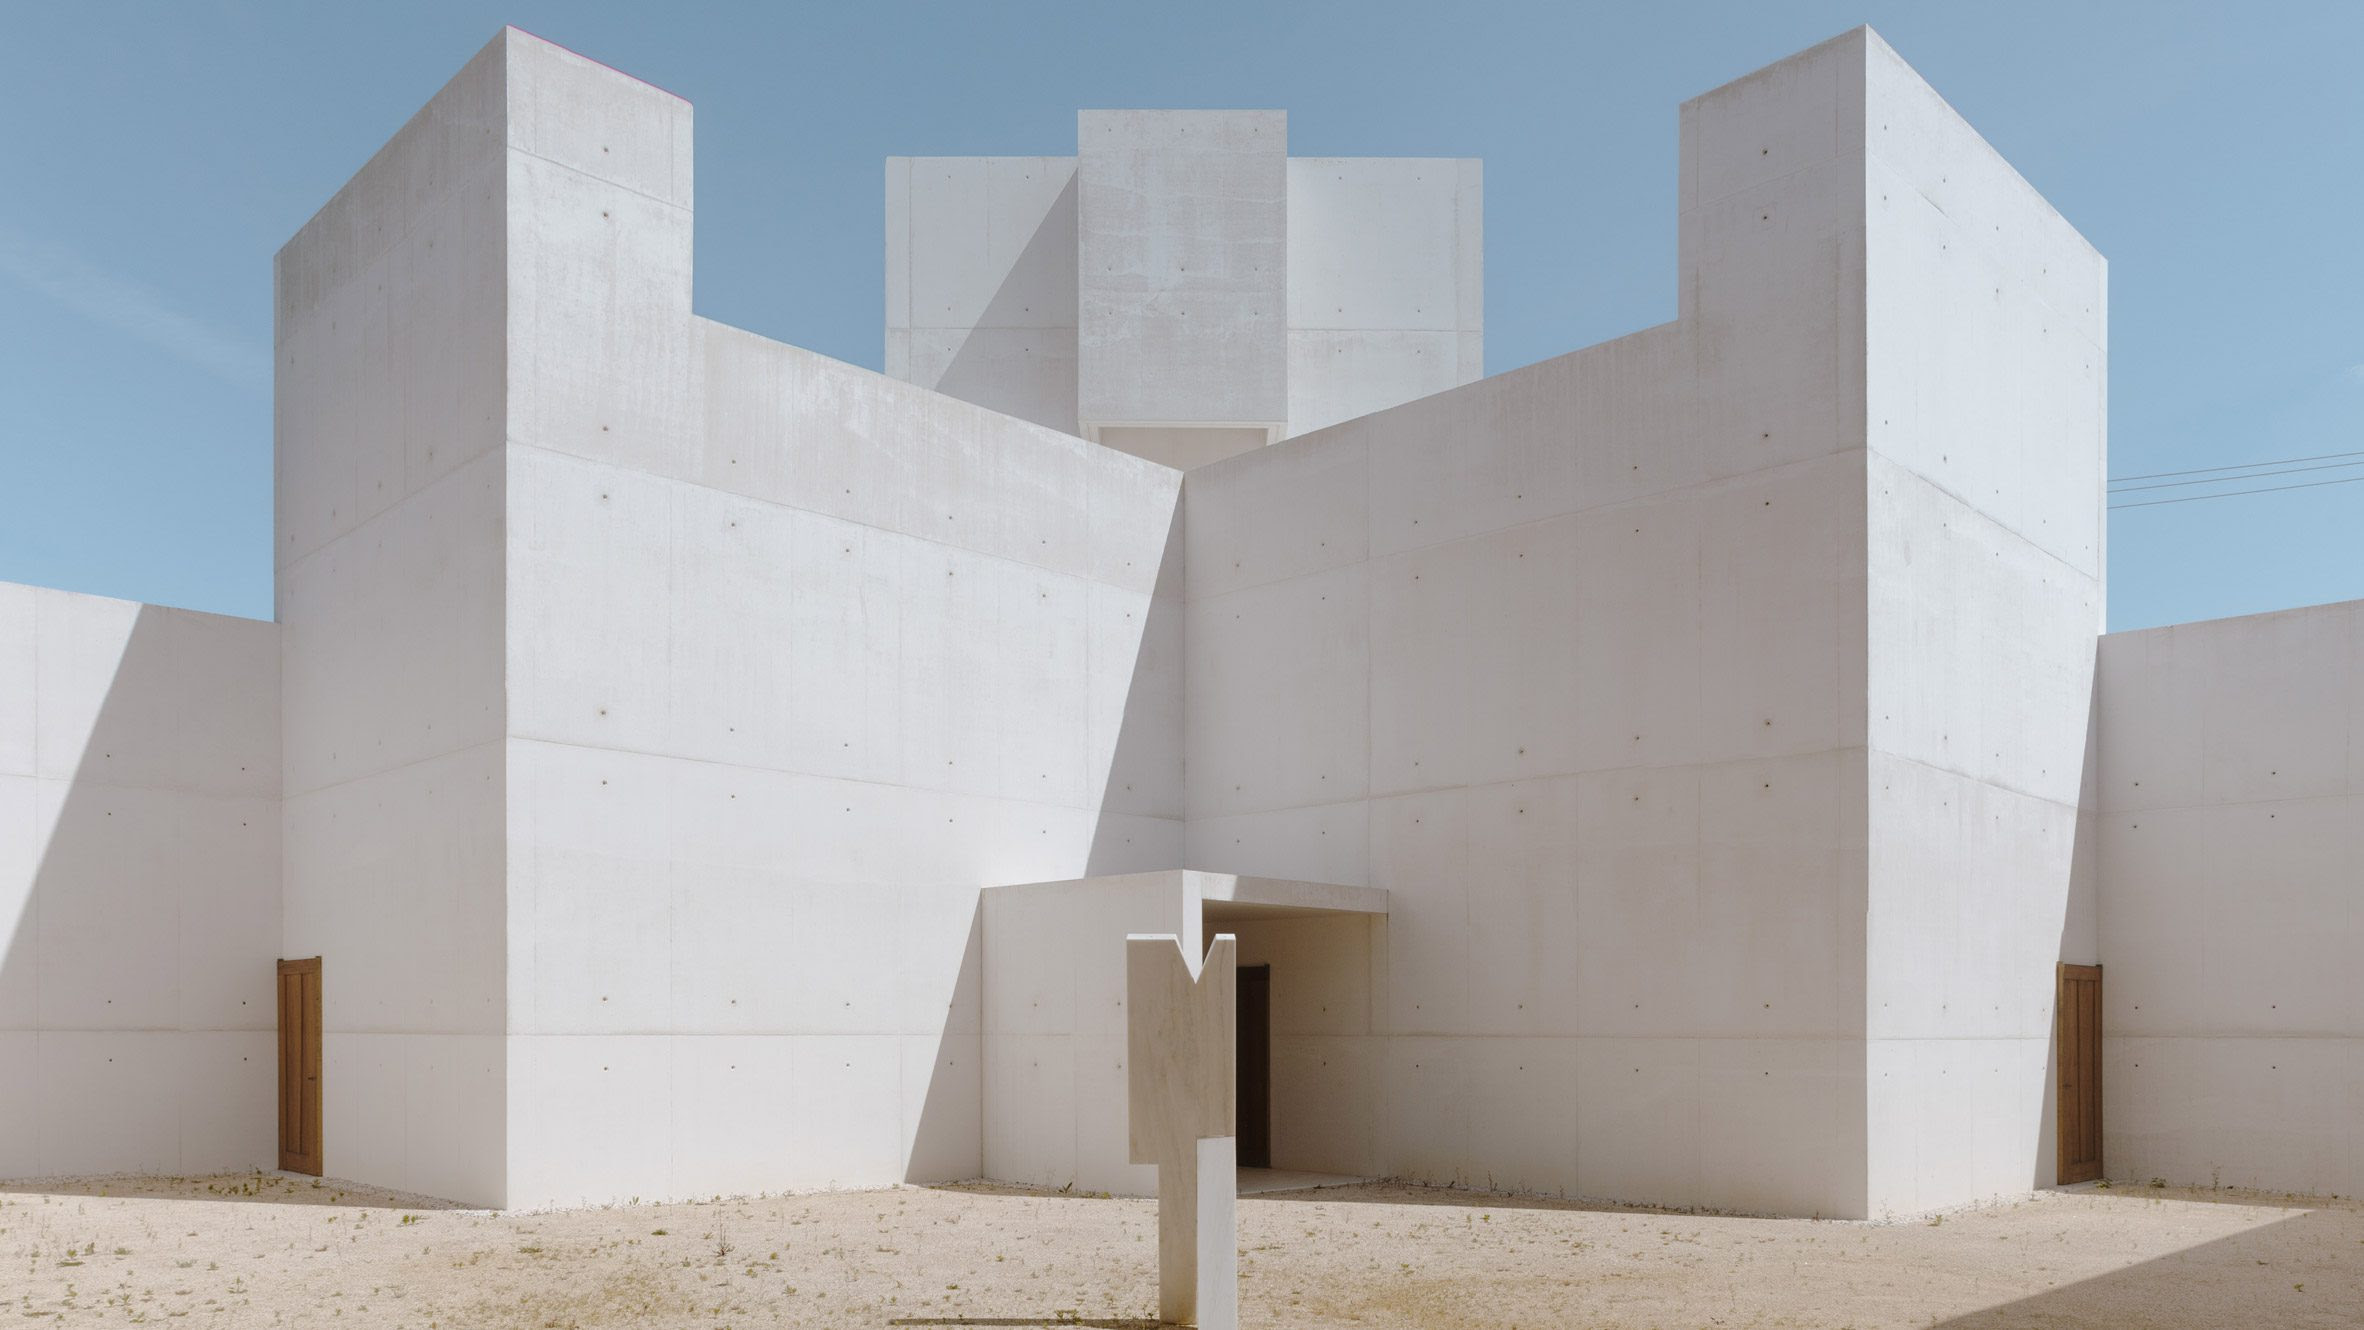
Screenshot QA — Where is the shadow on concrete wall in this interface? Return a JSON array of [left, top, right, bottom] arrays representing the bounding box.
[[905, 894, 984, 1183], [878, 180, 1163, 1180], [2029, 676, 2104, 1191], [1084, 500, 1185, 878], [1, 603, 276, 1181], [933, 174, 1079, 435]]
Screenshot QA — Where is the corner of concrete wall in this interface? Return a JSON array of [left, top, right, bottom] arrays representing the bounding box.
[[1855, 28, 2107, 1218]]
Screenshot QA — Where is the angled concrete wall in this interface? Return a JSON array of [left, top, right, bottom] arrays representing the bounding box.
[[503, 315, 1182, 1208], [2098, 602, 2364, 1198], [275, 33, 511, 1207], [1858, 34, 2108, 1216], [0, 583, 279, 1178]]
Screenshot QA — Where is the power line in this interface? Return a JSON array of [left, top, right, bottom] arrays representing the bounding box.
[[2110, 448, 2364, 485], [2109, 457, 2364, 494], [2109, 472, 2364, 510]]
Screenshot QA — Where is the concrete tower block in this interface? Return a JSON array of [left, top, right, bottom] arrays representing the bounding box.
[[274, 25, 699, 1208], [1079, 111, 1287, 467], [1856, 28, 2106, 1218], [1127, 933, 1238, 1328], [275, 29, 518, 1209], [1677, 28, 1868, 473], [494, 33, 701, 1211], [502, 33, 696, 475], [482, 28, 1180, 1211]]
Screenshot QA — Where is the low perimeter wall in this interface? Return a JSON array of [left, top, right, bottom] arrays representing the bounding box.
[[0, 583, 281, 1178], [2098, 599, 2364, 1196]]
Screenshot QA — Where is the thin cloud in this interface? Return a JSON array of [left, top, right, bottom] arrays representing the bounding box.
[[0, 225, 269, 392]]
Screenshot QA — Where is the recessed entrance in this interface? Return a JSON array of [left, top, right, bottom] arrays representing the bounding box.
[[1237, 964, 1271, 1168], [2056, 962, 2102, 1184], [278, 957, 322, 1176]]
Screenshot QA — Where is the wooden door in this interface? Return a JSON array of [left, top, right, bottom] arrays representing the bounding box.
[[278, 957, 323, 1175], [2056, 963, 2102, 1184], [1236, 964, 1271, 1169]]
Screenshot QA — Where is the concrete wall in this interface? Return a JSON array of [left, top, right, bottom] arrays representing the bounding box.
[[1858, 34, 2109, 1217], [1077, 110, 1287, 442], [1286, 158, 1483, 437], [486, 32, 1186, 1207], [0, 583, 279, 1178], [502, 319, 1182, 1208], [2098, 602, 2364, 1198], [1178, 31, 1890, 1219], [275, 34, 511, 1207], [885, 156, 1079, 433]]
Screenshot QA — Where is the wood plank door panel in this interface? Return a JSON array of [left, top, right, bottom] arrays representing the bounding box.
[[278, 957, 322, 1176], [1237, 964, 1270, 1169], [2056, 962, 2102, 1184]]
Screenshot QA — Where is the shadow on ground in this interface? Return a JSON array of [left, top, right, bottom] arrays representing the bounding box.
[[1933, 1196, 2355, 1329], [935, 1176, 1727, 1218], [888, 1320, 1159, 1329], [0, 1170, 467, 1210]]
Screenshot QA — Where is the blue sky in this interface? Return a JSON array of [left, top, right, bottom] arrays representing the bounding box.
[[1, 1, 2357, 629]]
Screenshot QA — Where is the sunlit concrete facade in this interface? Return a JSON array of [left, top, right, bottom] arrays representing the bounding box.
[[2, 25, 2355, 1216]]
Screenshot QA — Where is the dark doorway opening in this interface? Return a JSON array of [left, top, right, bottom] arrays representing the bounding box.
[[1237, 963, 1270, 1168]]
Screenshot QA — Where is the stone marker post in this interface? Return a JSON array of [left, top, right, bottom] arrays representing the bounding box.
[[1126, 933, 1238, 1329]]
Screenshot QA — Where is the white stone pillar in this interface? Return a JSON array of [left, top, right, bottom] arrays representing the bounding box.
[[1127, 933, 1238, 1328]]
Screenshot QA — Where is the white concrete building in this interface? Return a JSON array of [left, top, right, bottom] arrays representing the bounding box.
[[3, 25, 2356, 1217]]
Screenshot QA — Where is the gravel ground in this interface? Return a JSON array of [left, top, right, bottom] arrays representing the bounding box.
[[3, 1172, 2358, 1328]]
